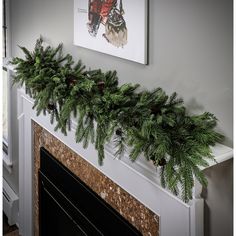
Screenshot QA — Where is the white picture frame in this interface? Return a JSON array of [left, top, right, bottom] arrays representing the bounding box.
[[74, 0, 148, 64]]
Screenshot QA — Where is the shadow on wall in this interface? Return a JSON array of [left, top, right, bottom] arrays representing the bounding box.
[[201, 159, 233, 236]]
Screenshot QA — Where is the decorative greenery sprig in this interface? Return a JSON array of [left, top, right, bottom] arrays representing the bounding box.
[[11, 37, 223, 202]]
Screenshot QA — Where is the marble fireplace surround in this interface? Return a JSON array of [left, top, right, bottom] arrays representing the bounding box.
[[17, 88, 233, 236]]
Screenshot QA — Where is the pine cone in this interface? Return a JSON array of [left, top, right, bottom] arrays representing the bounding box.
[[47, 102, 55, 111], [97, 81, 105, 94], [150, 105, 160, 115], [150, 156, 167, 167], [158, 158, 167, 166], [115, 128, 122, 136], [66, 75, 78, 86]]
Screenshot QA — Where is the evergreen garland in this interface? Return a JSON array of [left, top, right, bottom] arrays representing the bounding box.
[[11, 37, 223, 202]]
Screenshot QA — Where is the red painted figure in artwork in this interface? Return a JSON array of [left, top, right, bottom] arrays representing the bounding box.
[[100, 0, 117, 23], [87, 0, 127, 48], [87, 0, 117, 36]]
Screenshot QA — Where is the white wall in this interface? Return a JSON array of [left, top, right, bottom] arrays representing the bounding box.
[[9, 0, 233, 235], [3, 84, 19, 194]]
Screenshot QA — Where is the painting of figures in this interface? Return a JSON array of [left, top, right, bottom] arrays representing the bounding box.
[[74, 0, 148, 64]]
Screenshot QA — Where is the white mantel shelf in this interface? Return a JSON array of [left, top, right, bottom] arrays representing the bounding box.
[[17, 88, 233, 236], [202, 143, 233, 170]]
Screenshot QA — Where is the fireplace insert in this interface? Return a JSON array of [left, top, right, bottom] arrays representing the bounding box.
[[39, 147, 141, 236]]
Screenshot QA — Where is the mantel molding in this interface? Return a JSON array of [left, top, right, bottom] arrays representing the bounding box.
[[17, 88, 233, 236]]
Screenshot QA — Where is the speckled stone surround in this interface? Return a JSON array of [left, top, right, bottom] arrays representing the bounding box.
[[33, 122, 159, 236]]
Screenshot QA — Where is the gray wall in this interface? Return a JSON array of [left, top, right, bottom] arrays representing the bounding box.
[[9, 0, 233, 235], [202, 159, 233, 236]]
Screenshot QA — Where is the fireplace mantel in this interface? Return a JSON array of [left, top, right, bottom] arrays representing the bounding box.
[[17, 88, 233, 236]]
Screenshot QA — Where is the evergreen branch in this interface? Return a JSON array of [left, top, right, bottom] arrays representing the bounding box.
[[11, 37, 224, 203]]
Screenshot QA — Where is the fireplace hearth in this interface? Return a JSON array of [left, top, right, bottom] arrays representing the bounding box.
[[39, 147, 141, 236]]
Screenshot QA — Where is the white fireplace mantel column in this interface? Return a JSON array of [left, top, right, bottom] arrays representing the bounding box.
[[17, 88, 233, 236]]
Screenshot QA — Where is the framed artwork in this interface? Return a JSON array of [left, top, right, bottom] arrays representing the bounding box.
[[74, 0, 148, 64]]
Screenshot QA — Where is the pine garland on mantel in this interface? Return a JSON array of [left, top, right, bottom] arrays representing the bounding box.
[[11, 37, 223, 202]]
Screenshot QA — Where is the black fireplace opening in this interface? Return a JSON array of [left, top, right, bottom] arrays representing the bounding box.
[[39, 147, 142, 236]]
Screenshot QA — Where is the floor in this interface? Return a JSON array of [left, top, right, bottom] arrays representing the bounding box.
[[3, 213, 19, 236]]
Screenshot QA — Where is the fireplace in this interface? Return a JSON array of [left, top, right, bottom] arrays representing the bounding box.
[[17, 87, 233, 236], [33, 122, 159, 236], [19, 87, 233, 236], [39, 147, 141, 235]]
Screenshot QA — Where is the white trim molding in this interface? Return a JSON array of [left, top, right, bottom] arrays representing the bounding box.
[[17, 88, 233, 236], [2, 60, 17, 174]]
